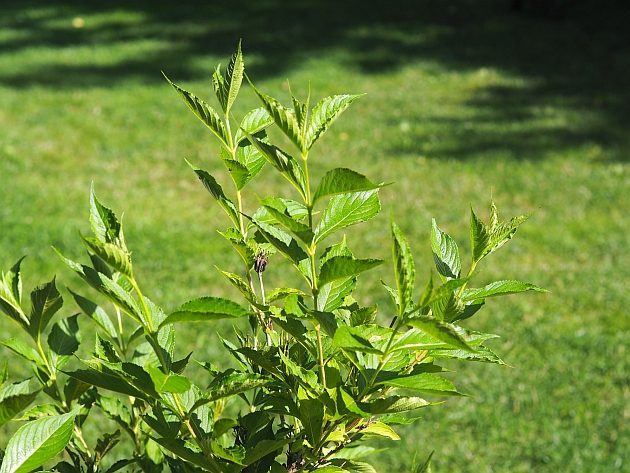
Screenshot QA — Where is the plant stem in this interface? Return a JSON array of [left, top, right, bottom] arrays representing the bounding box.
[[315, 323, 326, 388]]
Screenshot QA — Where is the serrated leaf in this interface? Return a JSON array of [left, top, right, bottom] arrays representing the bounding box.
[[313, 168, 381, 204], [82, 237, 132, 277], [152, 437, 221, 472], [470, 207, 491, 263], [251, 84, 302, 152], [235, 107, 274, 144], [242, 132, 307, 199], [0, 380, 40, 426], [235, 140, 267, 188], [298, 398, 324, 446], [431, 219, 460, 280], [194, 372, 271, 410], [55, 250, 144, 323], [315, 190, 380, 243], [358, 396, 430, 414], [305, 94, 361, 150], [48, 315, 80, 364], [316, 240, 356, 312], [162, 297, 250, 326], [361, 422, 400, 440], [147, 367, 191, 394], [250, 217, 309, 270], [267, 287, 305, 303], [28, 277, 62, 338], [1, 338, 44, 366], [69, 290, 118, 340], [332, 325, 392, 355], [218, 269, 256, 303], [0, 411, 76, 473], [163, 73, 229, 147], [89, 187, 124, 246], [391, 222, 415, 314], [261, 197, 314, 244], [462, 280, 546, 301], [319, 256, 382, 287], [243, 438, 291, 466], [0, 257, 28, 327], [187, 162, 240, 227], [432, 344, 506, 365], [376, 373, 463, 396], [65, 368, 146, 399], [225, 41, 244, 113], [218, 228, 255, 268], [406, 315, 474, 352]]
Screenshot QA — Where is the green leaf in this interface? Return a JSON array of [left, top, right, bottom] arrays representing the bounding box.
[[406, 315, 475, 352], [298, 398, 324, 446], [82, 237, 132, 278], [194, 372, 271, 409], [218, 228, 255, 268], [319, 256, 382, 287], [243, 439, 292, 466], [152, 437, 221, 473], [47, 315, 81, 367], [432, 345, 506, 365], [54, 250, 144, 323], [251, 84, 302, 152], [162, 297, 250, 326], [221, 40, 244, 114], [0, 411, 76, 473], [147, 367, 191, 394], [242, 133, 307, 199], [235, 107, 274, 144], [313, 168, 381, 204], [470, 207, 491, 263], [305, 94, 361, 150], [0, 380, 40, 426], [391, 222, 415, 314], [218, 269, 256, 303], [361, 422, 400, 440], [0, 257, 28, 327], [66, 368, 146, 399], [28, 277, 62, 338], [414, 451, 434, 473], [89, 186, 125, 246], [315, 190, 381, 243], [69, 290, 118, 340], [267, 287, 305, 303], [462, 280, 546, 301], [234, 139, 267, 188], [250, 217, 309, 270], [376, 373, 463, 396], [163, 73, 228, 147], [431, 219, 460, 280], [488, 215, 528, 256], [358, 396, 430, 414], [1, 338, 44, 366], [261, 197, 314, 244], [316, 240, 356, 312], [332, 325, 392, 355], [187, 162, 240, 227]]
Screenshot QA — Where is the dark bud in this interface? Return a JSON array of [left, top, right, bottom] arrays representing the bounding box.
[[254, 252, 268, 273]]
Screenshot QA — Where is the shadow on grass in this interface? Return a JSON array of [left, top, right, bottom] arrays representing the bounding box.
[[1, 0, 628, 161]]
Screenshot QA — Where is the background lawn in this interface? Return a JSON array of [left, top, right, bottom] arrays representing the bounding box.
[[0, 1, 628, 471]]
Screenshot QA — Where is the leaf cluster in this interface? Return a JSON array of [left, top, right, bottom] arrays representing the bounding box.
[[0, 43, 544, 473]]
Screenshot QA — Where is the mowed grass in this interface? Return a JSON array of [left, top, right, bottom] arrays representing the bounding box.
[[0, 1, 628, 472]]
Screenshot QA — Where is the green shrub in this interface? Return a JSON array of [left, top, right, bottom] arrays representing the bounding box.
[[0, 43, 544, 473]]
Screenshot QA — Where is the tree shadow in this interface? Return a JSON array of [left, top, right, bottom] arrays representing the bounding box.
[[1, 0, 628, 161]]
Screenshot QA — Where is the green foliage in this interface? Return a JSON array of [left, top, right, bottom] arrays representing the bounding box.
[[0, 43, 543, 472]]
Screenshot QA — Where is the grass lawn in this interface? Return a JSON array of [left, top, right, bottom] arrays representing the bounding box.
[[0, 1, 628, 471]]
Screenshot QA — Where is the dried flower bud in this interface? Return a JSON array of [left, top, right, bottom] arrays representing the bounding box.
[[254, 252, 268, 273]]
